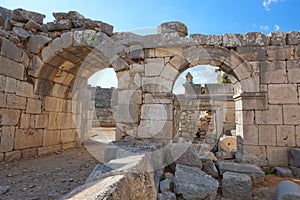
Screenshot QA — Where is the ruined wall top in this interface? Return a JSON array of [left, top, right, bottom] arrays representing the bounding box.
[[1, 6, 300, 50]]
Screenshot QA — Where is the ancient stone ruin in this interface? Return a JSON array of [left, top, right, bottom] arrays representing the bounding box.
[[1, 6, 300, 200]]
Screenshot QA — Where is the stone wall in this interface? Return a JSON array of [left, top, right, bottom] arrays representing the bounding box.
[[0, 6, 299, 166], [89, 86, 116, 127]]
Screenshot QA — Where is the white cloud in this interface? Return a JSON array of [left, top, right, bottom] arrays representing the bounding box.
[[260, 25, 270, 31], [263, 0, 282, 11], [274, 24, 280, 31]]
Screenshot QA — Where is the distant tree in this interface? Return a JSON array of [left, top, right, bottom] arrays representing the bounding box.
[[221, 73, 231, 83]]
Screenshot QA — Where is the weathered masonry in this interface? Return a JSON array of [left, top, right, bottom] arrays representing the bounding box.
[[0, 6, 300, 166]]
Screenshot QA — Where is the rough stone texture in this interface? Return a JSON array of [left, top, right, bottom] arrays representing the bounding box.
[[160, 178, 172, 192], [222, 172, 252, 200], [217, 161, 265, 184], [288, 148, 300, 168], [157, 192, 176, 200], [291, 166, 300, 178], [157, 21, 188, 37], [274, 167, 293, 177], [201, 158, 219, 179], [174, 164, 219, 200], [164, 143, 202, 170], [0, 186, 10, 195], [277, 180, 300, 200], [27, 35, 51, 53], [12, 8, 45, 24]]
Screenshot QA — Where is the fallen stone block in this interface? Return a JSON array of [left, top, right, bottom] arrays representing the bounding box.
[[0, 186, 9, 195], [174, 164, 219, 200], [164, 143, 202, 171], [64, 175, 130, 200], [201, 158, 219, 178], [219, 136, 237, 152], [274, 167, 293, 177], [222, 172, 252, 200], [218, 161, 265, 184], [157, 192, 176, 200], [13, 8, 45, 24], [216, 151, 234, 160], [288, 148, 300, 168], [290, 166, 300, 178], [277, 180, 300, 200], [160, 178, 172, 192]]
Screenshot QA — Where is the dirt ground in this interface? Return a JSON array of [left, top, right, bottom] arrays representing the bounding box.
[[0, 146, 299, 200], [0, 147, 98, 200]]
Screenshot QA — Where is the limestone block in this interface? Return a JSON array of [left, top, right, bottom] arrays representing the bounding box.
[[242, 32, 270, 46], [271, 32, 286, 46], [21, 148, 37, 159], [62, 142, 78, 150], [46, 19, 73, 31], [117, 89, 142, 105], [0, 153, 3, 162], [115, 104, 139, 123], [16, 81, 35, 98], [217, 161, 265, 183], [267, 46, 294, 61], [277, 180, 300, 200], [142, 77, 173, 93], [45, 97, 63, 112], [223, 34, 242, 47], [0, 108, 21, 126], [0, 92, 6, 108], [160, 179, 172, 192], [235, 110, 254, 125], [4, 150, 21, 162], [95, 37, 125, 60], [236, 144, 268, 166], [237, 46, 267, 61], [61, 32, 73, 48], [174, 164, 219, 200], [42, 37, 63, 63], [222, 172, 252, 200], [13, 8, 45, 24], [158, 21, 188, 37], [26, 98, 42, 114], [160, 63, 178, 81], [6, 94, 26, 110], [258, 125, 276, 146], [274, 167, 293, 177], [14, 129, 43, 149], [1, 38, 23, 62], [277, 125, 296, 147], [0, 55, 24, 80], [137, 120, 172, 140], [259, 61, 287, 84], [189, 34, 206, 45], [48, 112, 63, 130], [20, 113, 33, 129], [287, 61, 300, 83], [157, 192, 176, 200], [283, 105, 300, 125], [201, 158, 219, 179], [0, 75, 5, 92], [34, 115, 48, 129], [234, 93, 267, 111], [296, 126, 300, 146], [168, 55, 189, 71], [38, 144, 62, 156], [287, 31, 300, 45], [205, 34, 223, 45], [27, 35, 51, 53], [111, 55, 130, 72], [0, 126, 15, 152], [288, 148, 300, 167], [268, 84, 298, 104], [128, 44, 144, 60], [236, 124, 258, 145], [61, 130, 76, 144], [295, 46, 300, 60], [233, 62, 252, 81], [141, 104, 172, 121], [12, 27, 30, 41], [267, 146, 288, 166], [144, 58, 165, 77], [256, 105, 283, 125], [42, 130, 61, 146], [144, 93, 173, 104]]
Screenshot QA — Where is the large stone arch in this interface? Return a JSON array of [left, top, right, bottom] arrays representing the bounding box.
[[31, 30, 130, 155]]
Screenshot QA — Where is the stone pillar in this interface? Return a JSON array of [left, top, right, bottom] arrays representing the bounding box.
[[234, 92, 268, 166]]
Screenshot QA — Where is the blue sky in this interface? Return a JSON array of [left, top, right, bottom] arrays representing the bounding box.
[[1, 0, 299, 34], [1, 0, 299, 93]]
